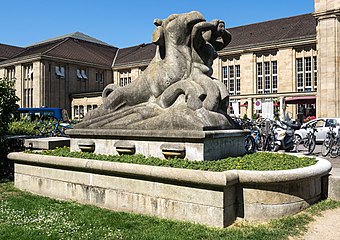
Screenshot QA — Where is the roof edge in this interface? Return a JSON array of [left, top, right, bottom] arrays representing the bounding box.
[[26, 32, 115, 48]]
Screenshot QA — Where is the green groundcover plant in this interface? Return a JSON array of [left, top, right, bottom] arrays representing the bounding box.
[[29, 147, 317, 171]]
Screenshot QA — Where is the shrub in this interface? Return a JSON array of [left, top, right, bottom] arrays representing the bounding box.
[[7, 120, 40, 136]]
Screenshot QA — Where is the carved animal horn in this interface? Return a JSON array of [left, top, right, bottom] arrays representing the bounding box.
[[154, 18, 162, 26], [152, 26, 164, 46]]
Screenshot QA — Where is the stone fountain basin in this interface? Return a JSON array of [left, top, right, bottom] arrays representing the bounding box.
[[8, 152, 331, 228]]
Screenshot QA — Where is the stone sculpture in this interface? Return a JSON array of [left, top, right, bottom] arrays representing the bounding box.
[[76, 11, 238, 130]]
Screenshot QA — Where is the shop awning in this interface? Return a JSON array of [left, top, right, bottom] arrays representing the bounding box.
[[285, 96, 316, 104]]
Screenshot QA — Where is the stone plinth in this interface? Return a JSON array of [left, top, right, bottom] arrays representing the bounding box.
[[66, 129, 248, 161]]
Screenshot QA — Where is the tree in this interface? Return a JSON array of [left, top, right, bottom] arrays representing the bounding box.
[[0, 77, 19, 180], [0, 77, 19, 136]]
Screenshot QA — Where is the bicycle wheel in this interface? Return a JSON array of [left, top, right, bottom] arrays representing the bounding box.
[[304, 137, 316, 155], [255, 135, 264, 151], [330, 139, 340, 158], [266, 135, 277, 152], [321, 138, 332, 157], [244, 135, 256, 154], [294, 135, 303, 152]]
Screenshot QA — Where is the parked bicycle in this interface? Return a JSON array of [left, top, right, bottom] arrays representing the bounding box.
[[260, 119, 278, 152], [329, 132, 340, 158], [295, 123, 318, 155], [34, 117, 73, 137], [242, 118, 266, 153], [321, 124, 338, 157]]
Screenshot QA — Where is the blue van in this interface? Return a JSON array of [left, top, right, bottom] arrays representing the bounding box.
[[17, 107, 69, 121]]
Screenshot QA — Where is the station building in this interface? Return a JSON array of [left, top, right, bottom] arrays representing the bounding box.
[[0, 0, 339, 122]]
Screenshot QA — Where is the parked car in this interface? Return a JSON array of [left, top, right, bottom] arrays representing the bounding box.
[[294, 118, 340, 143]]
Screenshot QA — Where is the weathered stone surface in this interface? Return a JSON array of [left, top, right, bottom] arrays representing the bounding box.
[[68, 128, 247, 160], [232, 156, 332, 220], [8, 152, 332, 226], [24, 137, 70, 150], [329, 168, 340, 201], [75, 11, 237, 131], [10, 152, 238, 227]]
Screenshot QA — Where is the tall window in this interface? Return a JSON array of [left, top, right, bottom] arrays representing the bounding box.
[[222, 66, 228, 86], [272, 61, 278, 93], [222, 64, 240, 96], [264, 62, 270, 94], [257, 63, 263, 94], [296, 57, 317, 92], [313, 56, 317, 90], [236, 65, 240, 95], [55, 65, 65, 78], [229, 66, 234, 95], [24, 65, 33, 80], [257, 61, 277, 94], [6, 67, 15, 80], [96, 71, 104, 83], [76, 68, 88, 80], [119, 70, 131, 87], [23, 65, 33, 107]]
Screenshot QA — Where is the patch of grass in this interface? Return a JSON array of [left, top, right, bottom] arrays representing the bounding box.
[[305, 199, 340, 215], [28, 147, 317, 172], [0, 181, 339, 240]]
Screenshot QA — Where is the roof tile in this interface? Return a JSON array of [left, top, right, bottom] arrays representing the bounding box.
[[0, 43, 24, 60]]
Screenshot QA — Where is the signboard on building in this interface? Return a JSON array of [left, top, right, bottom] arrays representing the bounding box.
[[255, 100, 262, 110]]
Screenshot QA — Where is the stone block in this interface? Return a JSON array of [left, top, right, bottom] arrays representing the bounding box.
[[24, 137, 70, 150], [328, 168, 340, 201], [68, 129, 247, 160], [10, 152, 238, 227]]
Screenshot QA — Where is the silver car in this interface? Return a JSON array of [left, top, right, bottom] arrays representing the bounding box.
[[294, 118, 340, 143]]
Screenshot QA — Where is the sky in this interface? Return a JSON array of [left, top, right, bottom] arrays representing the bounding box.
[[0, 0, 314, 48]]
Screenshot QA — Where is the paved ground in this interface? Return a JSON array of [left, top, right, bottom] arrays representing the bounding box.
[[291, 146, 340, 239], [291, 199, 340, 240], [296, 143, 340, 167]]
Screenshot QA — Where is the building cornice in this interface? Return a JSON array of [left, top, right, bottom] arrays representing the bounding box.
[[41, 55, 112, 69], [0, 54, 41, 66], [112, 60, 151, 70], [0, 54, 112, 69], [219, 36, 316, 56], [70, 91, 102, 98], [229, 91, 316, 100], [111, 36, 316, 69], [314, 9, 340, 19]]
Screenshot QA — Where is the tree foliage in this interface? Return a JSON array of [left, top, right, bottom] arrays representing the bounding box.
[[0, 77, 19, 136]]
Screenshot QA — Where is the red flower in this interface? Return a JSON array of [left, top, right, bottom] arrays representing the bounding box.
[[303, 116, 316, 123]]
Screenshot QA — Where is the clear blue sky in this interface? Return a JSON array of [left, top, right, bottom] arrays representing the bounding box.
[[1, 0, 314, 48]]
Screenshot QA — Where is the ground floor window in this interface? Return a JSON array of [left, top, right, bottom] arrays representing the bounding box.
[[297, 103, 316, 123]]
